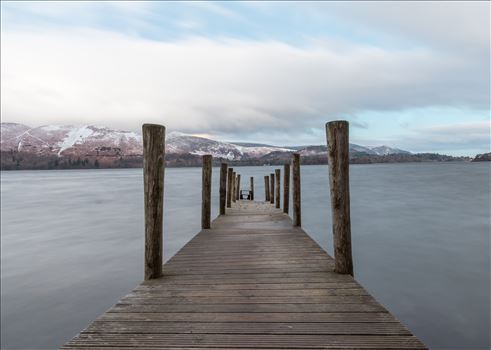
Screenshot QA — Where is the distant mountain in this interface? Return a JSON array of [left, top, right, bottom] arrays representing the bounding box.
[[1, 122, 466, 170], [0, 123, 142, 157], [472, 152, 491, 162]]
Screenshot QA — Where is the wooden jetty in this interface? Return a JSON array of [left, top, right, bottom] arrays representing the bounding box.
[[63, 121, 426, 349]]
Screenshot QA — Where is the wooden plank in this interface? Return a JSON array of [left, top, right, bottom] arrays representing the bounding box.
[[65, 333, 426, 349], [84, 321, 412, 335], [63, 201, 426, 349]]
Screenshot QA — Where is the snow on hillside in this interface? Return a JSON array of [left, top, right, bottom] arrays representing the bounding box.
[[0, 123, 410, 159]]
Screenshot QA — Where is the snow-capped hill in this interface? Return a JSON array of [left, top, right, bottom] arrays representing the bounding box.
[[166, 133, 294, 159], [1, 123, 411, 163], [235, 144, 294, 158], [370, 145, 410, 155], [166, 133, 242, 160], [0, 123, 142, 156]]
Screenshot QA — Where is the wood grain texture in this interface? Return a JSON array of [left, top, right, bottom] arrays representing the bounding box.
[[201, 155, 212, 229], [232, 172, 236, 203], [219, 163, 228, 215], [270, 173, 275, 204], [227, 168, 233, 208], [142, 124, 165, 280], [292, 153, 301, 227], [264, 176, 270, 202], [250, 177, 254, 200], [283, 164, 290, 214], [275, 169, 281, 209], [326, 121, 353, 275], [236, 174, 241, 200], [63, 201, 426, 349]]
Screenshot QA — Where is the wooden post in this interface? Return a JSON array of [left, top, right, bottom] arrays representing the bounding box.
[[264, 176, 270, 201], [250, 177, 254, 200], [283, 164, 290, 214], [292, 153, 301, 227], [232, 172, 236, 203], [142, 123, 165, 280], [236, 174, 241, 200], [219, 163, 228, 215], [275, 169, 281, 209], [270, 173, 275, 204], [201, 155, 212, 229], [227, 168, 233, 208], [326, 121, 353, 275]]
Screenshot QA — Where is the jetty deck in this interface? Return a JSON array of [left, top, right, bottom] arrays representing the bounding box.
[[63, 201, 426, 349]]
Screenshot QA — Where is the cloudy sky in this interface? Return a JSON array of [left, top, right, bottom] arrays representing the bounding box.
[[1, 1, 489, 155]]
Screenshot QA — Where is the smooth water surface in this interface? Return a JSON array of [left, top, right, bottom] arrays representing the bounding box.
[[1, 163, 490, 349]]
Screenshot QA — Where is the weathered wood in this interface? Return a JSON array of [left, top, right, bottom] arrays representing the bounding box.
[[232, 172, 236, 203], [219, 163, 227, 215], [65, 200, 426, 349], [283, 164, 290, 214], [142, 124, 165, 280], [250, 177, 254, 200], [292, 153, 301, 227], [226, 168, 233, 208], [275, 169, 281, 209], [326, 120, 353, 275], [270, 173, 275, 204], [236, 174, 241, 200], [201, 155, 212, 229], [264, 176, 270, 201]]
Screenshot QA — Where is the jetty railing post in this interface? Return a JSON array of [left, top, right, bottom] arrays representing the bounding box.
[[142, 123, 165, 280], [250, 177, 254, 200], [219, 163, 228, 215], [236, 174, 241, 200], [283, 164, 290, 214], [232, 172, 236, 203], [275, 169, 281, 209], [227, 168, 233, 208], [292, 153, 301, 227], [264, 176, 270, 201], [326, 121, 354, 275], [270, 173, 275, 204], [201, 155, 212, 229]]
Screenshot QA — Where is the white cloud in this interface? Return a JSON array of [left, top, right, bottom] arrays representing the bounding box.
[[1, 27, 489, 143]]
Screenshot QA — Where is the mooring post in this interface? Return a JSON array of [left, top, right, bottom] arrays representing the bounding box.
[[227, 168, 233, 208], [326, 121, 353, 275], [250, 177, 254, 200], [292, 153, 301, 227], [236, 174, 241, 200], [232, 172, 236, 203], [275, 169, 281, 208], [283, 164, 290, 214], [264, 176, 270, 201], [270, 173, 275, 204], [219, 163, 228, 215], [142, 124, 165, 280], [201, 155, 212, 229]]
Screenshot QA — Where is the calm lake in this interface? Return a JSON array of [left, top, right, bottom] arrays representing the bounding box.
[[1, 162, 490, 349]]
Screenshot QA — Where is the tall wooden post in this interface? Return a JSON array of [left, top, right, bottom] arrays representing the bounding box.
[[236, 174, 241, 200], [264, 176, 270, 201], [227, 168, 233, 208], [201, 155, 212, 229], [292, 153, 301, 227], [142, 123, 165, 280], [250, 177, 254, 200], [270, 173, 275, 204], [326, 121, 353, 275], [283, 164, 290, 214], [275, 169, 281, 209], [232, 172, 236, 203], [219, 163, 228, 215]]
